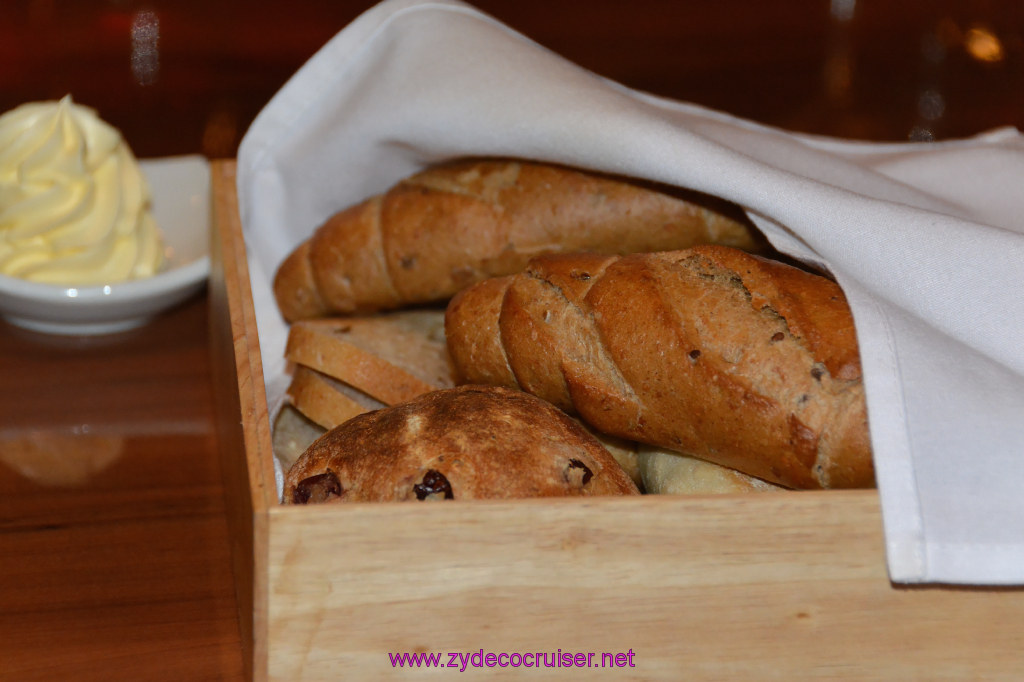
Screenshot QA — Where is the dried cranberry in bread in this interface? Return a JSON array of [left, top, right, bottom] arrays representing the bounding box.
[[273, 159, 763, 321], [283, 385, 640, 504], [444, 245, 874, 490]]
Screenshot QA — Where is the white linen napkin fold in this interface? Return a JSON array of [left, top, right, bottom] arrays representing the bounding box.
[[236, 0, 1024, 584]]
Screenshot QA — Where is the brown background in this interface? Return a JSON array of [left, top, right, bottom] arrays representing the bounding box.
[[1, 0, 1021, 158]]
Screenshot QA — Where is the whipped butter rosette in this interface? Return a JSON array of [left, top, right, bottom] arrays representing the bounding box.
[[0, 95, 165, 286]]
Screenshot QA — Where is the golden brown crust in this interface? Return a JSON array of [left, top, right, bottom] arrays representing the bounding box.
[[282, 385, 640, 503], [273, 159, 763, 321], [692, 245, 861, 381], [272, 241, 327, 321], [308, 198, 403, 315], [444, 275, 516, 386], [445, 246, 874, 490]]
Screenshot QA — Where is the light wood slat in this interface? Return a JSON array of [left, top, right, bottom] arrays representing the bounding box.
[[259, 493, 1024, 680], [209, 159, 276, 682]]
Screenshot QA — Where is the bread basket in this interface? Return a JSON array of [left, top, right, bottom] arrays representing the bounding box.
[[209, 159, 1024, 681]]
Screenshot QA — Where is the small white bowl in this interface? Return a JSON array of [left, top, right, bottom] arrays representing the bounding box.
[[0, 155, 211, 335]]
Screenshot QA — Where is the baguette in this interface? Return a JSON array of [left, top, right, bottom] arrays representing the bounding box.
[[444, 245, 873, 490], [273, 159, 763, 321]]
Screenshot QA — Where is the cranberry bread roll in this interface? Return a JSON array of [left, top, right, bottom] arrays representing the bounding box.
[[273, 159, 763, 321], [444, 245, 874, 490], [283, 385, 640, 503]]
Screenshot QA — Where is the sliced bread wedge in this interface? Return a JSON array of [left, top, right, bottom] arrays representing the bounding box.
[[285, 309, 456, 406], [286, 365, 386, 430]]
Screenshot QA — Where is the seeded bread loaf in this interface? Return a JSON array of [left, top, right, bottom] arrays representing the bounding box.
[[273, 159, 763, 321], [444, 245, 874, 490], [283, 385, 640, 503]]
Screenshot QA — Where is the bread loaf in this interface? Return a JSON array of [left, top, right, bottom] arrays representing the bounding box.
[[273, 159, 763, 321], [283, 385, 640, 503], [444, 245, 874, 490]]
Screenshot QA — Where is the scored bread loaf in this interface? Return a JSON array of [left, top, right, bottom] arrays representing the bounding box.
[[273, 159, 764, 321], [283, 385, 640, 503], [444, 245, 874, 490], [285, 309, 456, 406]]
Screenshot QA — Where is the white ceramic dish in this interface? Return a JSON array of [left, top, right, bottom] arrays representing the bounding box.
[[0, 154, 211, 335]]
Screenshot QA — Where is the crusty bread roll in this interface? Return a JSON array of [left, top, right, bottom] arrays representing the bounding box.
[[444, 245, 874, 490], [279, 368, 650, 490], [273, 159, 763, 321], [283, 385, 640, 503]]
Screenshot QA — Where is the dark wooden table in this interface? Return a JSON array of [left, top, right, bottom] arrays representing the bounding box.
[[0, 1, 1020, 679], [0, 296, 245, 681]]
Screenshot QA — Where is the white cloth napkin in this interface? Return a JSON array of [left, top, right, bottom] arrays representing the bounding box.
[[236, 0, 1024, 584]]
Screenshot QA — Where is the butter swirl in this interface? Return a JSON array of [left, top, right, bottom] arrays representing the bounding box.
[[0, 96, 164, 286]]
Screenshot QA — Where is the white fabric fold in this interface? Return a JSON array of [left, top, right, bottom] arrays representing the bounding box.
[[237, 0, 1024, 584]]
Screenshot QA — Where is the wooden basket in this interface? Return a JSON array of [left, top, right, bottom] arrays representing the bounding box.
[[207, 159, 1024, 681]]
